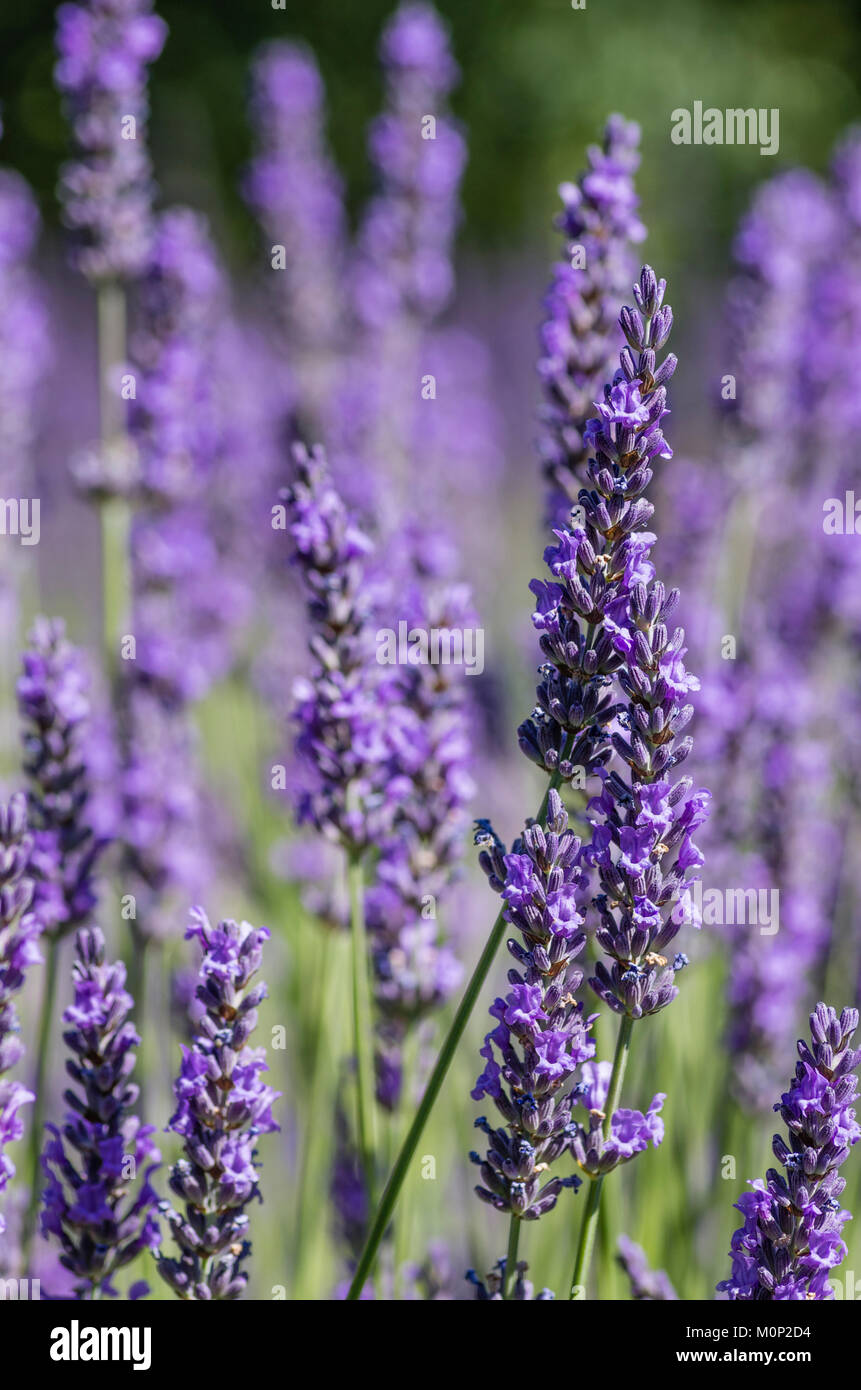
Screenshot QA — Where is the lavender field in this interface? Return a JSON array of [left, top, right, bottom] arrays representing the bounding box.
[[1, 0, 861, 1324]]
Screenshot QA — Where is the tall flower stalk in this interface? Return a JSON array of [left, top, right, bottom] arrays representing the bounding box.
[[40, 927, 161, 1298], [55, 0, 167, 675], [718, 1004, 861, 1299], [285, 444, 395, 1195], [0, 795, 41, 1240], [565, 267, 708, 1297], [17, 618, 107, 1265], [155, 910, 279, 1299], [538, 115, 645, 528]]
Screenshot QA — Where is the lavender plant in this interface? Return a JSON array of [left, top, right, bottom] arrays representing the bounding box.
[[538, 115, 645, 528], [719, 1004, 861, 1300], [468, 791, 594, 1289], [155, 909, 279, 1300], [54, 0, 166, 283], [17, 617, 108, 1263], [0, 795, 41, 1237], [40, 927, 161, 1298]]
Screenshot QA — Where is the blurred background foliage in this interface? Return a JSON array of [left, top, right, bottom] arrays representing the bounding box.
[[4, 0, 861, 269]]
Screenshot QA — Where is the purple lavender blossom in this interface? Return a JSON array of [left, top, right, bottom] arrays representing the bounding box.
[[244, 41, 345, 428], [718, 1004, 861, 1300], [467, 1258, 555, 1300], [538, 115, 645, 528], [130, 206, 234, 703], [17, 618, 107, 938], [0, 795, 41, 1236], [368, 576, 474, 1107], [570, 268, 709, 1021], [616, 1233, 678, 1300], [54, 0, 167, 281], [40, 927, 160, 1297], [353, 1, 465, 334], [470, 790, 595, 1219], [156, 909, 280, 1300], [285, 442, 399, 853]]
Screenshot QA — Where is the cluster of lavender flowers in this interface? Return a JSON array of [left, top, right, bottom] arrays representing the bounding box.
[[244, 41, 344, 429], [538, 115, 645, 528], [353, 1, 465, 335], [368, 576, 474, 1108], [470, 790, 595, 1218], [156, 910, 279, 1300], [0, 796, 41, 1236], [54, 0, 167, 281], [570, 270, 709, 1024], [285, 442, 399, 853], [40, 927, 160, 1298], [17, 617, 106, 937], [719, 1005, 861, 1300], [0, 169, 49, 666], [616, 1234, 678, 1300]]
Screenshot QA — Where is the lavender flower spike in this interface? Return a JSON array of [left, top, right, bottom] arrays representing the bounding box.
[[718, 1004, 861, 1301], [0, 795, 41, 1235], [579, 267, 709, 1023], [538, 115, 645, 528], [54, 0, 167, 281], [40, 927, 160, 1297], [18, 617, 107, 938], [616, 1233, 678, 1300], [471, 790, 595, 1220], [156, 909, 280, 1300]]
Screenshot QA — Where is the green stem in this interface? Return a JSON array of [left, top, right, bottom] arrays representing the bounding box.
[[348, 853, 377, 1201], [293, 926, 337, 1295], [96, 279, 131, 680], [20, 935, 60, 1270], [502, 1214, 521, 1299], [345, 757, 573, 1300], [129, 930, 150, 1119], [569, 1013, 635, 1298]]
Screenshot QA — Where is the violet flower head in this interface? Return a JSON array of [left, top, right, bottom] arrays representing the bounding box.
[[244, 42, 345, 371], [571, 268, 709, 1020], [718, 1004, 861, 1300], [40, 927, 160, 1297], [353, 0, 466, 333], [17, 617, 107, 938], [285, 442, 399, 853], [54, 0, 167, 281], [156, 909, 280, 1300], [0, 794, 41, 1236], [470, 790, 594, 1219], [616, 1233, 678, 1300], [0, 170, 50, 502], [538, 115, 646, 527], [368, 576, 474, 1107], [467, 1258, 555, 1300], [129, 206, 234, 704]]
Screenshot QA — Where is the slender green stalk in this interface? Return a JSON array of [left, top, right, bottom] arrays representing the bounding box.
[[569, 1013, 635, 1298], [502, 1214, 521, 1299], [129, 929, 149, 1118], [346, 757, 572, 1300], [348, 852, 377, 1200], [20, 935, 60, 1269], [293, 925, 338, 1296], [97, 279, 131, 676]]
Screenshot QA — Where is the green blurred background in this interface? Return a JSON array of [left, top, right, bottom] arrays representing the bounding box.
[[4, 0, 861, 270]]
